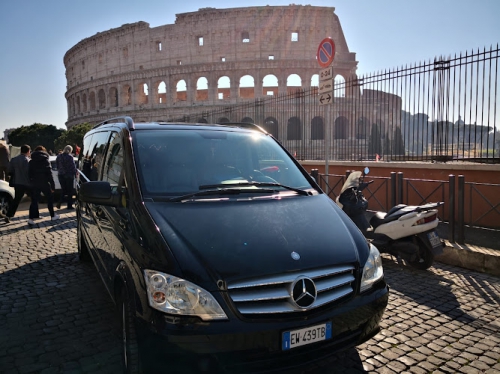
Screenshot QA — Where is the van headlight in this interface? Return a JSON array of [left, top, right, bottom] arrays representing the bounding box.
[[144, 270, 228, 321], [360, 243, 384, 293]]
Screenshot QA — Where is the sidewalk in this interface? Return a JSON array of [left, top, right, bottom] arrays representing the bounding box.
[[436, 223, 500, 277]]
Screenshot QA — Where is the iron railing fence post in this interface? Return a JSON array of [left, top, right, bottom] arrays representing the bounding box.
[[457, 175, 465, 244], [449, 174, 455, 243], [390, 172, 396, 208], [397, 172, 404, 205]]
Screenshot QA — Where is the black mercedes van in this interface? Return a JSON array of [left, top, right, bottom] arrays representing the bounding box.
[[76, 116, 388, 373]]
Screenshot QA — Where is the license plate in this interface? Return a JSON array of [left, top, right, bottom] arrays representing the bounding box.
[[282, 322, 332, 350], [427, 231, 442, 248]]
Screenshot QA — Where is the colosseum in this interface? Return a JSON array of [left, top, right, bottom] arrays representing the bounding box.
[[64, 5, 401, 159], [63, 5, 360, 122]]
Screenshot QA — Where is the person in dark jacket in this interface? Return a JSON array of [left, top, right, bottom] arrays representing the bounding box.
[[28, 145, 59, 225], [3, 144, 31, 223], [55, 145, 77, 209], [0, 142, 10, 181]]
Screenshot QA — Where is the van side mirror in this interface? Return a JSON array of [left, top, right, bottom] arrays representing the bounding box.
[[78, 181, 121, 207]]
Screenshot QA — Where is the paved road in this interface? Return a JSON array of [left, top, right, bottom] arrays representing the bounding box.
[[1, 208, 500, 374]]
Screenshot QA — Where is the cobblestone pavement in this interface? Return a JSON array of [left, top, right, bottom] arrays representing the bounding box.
[[1, 209, 500, 374]]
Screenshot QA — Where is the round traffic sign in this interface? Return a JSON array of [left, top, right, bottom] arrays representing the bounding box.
[[317, 38, 336, 68]]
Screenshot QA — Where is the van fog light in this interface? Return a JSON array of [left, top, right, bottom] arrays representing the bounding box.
[[144, 270, 228, 321]]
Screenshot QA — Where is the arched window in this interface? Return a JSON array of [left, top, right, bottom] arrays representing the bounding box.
[[176, 80, 187, 101], [334, 116, 348, 139], [334, 75, 346, 98], [98, 89, 106, 109], [217, 76, 230, 100], [239, 75, 254, 99], [264, 117, 278, 138], [287, 117, 302, 140], [241, 117, 254, 124], [89, 91, 96, 111], [158, 81, 166, 104], [196, 77, 208, 101], [311, 117, 324, 140]]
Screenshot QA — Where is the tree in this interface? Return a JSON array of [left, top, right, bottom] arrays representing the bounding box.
[[54, 123, 93, 153], [8, 123, 64, 153]]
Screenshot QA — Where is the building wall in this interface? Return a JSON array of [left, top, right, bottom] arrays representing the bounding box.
[[64, 5, 358, 128]]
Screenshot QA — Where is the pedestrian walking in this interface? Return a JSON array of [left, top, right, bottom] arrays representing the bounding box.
[[55, 145, 77, 209], [0, 142, 10, 181], [3, 144, 31, 223], [28, 145, 59, 225]]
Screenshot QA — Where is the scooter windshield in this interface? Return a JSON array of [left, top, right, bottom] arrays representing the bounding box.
[[340, 171, 362, 194]]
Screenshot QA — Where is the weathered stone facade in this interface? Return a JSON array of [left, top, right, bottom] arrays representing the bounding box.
[[64, 5, 358, 128]]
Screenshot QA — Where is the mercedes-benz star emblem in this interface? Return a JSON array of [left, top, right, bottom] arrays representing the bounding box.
[[291, 277, 317, 309]]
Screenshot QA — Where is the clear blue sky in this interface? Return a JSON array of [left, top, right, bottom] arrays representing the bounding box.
[[0, 0, 498, 137]]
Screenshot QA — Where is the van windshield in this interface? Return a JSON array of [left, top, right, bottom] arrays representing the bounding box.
[[133, 129, 312, 197]]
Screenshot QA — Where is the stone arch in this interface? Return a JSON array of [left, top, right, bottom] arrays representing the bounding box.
[[121, 84, 132, 106], [82, 93, 87, 112], [198, 118, 208, 123], [241, 117, 254, 124], [334, 74, 346, 98], [239, 75, 254, 99], [109, 87, 118, 107], [262, 74, 278, 96], [89, 91, 96, 111], [76, 96, 81, 114], [218, 117, 230, 123], [311, 116, 324, 140], [217, 76, 230, 100], [287, 116, 302, 140], [136, 82, 148, 105], [157, 81, 167, 104], [263, 117, 278, 138], [310, 74, 319, 87], [98, 89, 106, 109], [356, 117, 370, 139], [286, 74, 302, 94], [176, 79, 187, 101], [334, 116, 348, 139], [196, 77, 208, 101]]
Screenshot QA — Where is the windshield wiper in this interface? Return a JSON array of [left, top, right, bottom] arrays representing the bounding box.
[[199, 182, 311, 196], [168, 187, 276, 202]]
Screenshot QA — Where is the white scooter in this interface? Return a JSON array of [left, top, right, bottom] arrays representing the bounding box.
[[336, 167, 444, 269]]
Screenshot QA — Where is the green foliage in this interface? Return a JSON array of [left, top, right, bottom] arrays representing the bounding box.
[[54, 123, 93, 153], [8, 123, 64, 153]]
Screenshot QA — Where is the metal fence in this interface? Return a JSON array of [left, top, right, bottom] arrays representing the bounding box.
[[169, 45, 499, 163], [314, 170, 500, 242]]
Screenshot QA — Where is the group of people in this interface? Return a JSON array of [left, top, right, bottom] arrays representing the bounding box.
[[1, 144, 77, 225]]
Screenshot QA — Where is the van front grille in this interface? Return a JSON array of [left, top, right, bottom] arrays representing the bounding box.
[[227, 265, 356, 315]]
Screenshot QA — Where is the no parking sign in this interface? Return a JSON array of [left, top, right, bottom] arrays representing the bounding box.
[[316, 38, 336, 68]]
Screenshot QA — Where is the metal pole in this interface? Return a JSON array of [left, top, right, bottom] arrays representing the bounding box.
[[448, 174, 455, 243], [457, 175, 465, 244], [390, 172, 396, 208], [397, 172, 404, 205]]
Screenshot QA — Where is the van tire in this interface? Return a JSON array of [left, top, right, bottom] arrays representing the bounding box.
[[118, 286, 142, 374]]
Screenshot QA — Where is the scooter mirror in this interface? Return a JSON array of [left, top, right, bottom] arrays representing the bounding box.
[[364, 167, 370, 175]]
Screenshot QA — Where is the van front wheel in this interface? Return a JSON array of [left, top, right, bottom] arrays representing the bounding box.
[[119, 287, 142, 374]]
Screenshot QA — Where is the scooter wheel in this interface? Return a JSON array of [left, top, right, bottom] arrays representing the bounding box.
[[408, 237, 434, 270]]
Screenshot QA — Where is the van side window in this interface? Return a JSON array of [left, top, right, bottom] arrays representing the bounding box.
[[102, 132, 123, 187], [85, 131, 111, 181]]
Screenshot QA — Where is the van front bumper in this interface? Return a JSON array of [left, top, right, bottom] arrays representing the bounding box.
[[135, 281, 388, 373]]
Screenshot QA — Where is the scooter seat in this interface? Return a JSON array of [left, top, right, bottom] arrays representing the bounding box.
[[370, 210, 401, 229]]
